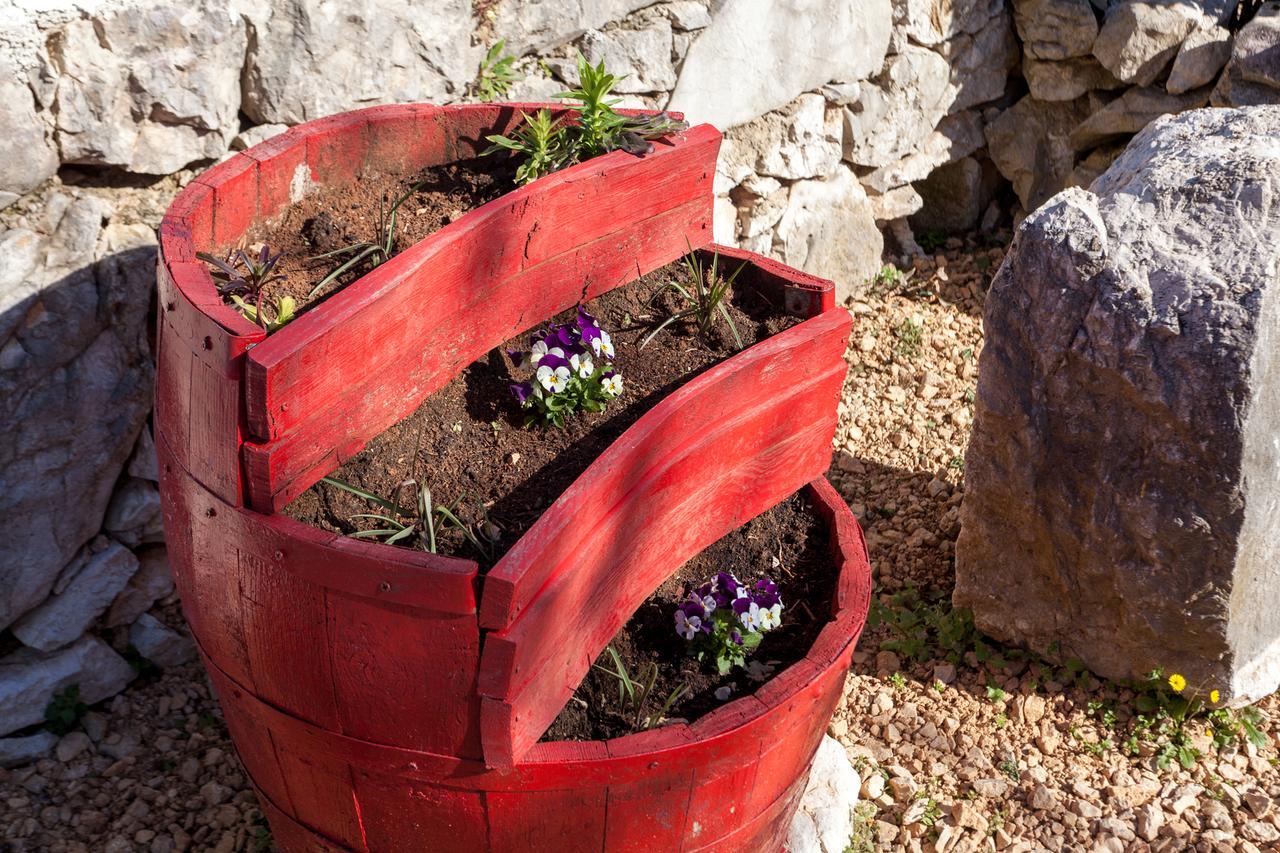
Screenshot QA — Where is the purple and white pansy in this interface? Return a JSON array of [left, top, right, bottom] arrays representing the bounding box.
[[674, 571, 784, 675], [508, 306, 622, 428]]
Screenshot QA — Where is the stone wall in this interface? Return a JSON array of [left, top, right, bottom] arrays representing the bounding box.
[[1, 0, 1279, 731]]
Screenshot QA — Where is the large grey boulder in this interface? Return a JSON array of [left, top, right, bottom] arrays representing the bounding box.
[[667, 0, 892, 129], [956, 107, 1280, 703], [240, 0, 478, 125], [0, 197, 154, 632], [50, 1, 245, 173], [0, 635, 135, 736]]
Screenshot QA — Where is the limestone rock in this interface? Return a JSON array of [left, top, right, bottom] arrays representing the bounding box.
[[0, 732, 58, 768], [1069, 84, 1211, 152], [231, 124, 290, 152], [935, 4, 1020, 112], [868, 185, 924, 222], [896, 0, 1006, 47], [859, 111, 987, 194], [1012, 0, 1099, 61], [0, 635, 135, 737], [105, 548, 176, 629], [578, 22, 676, 94], [985, 95, 1093, 211], [12, 542, 140, 652], [1092, 1, 1200, 87], [774, 168, 884, 303], [911, 156, 997, 233], [956, 106, 1280, 704], [842, 46, 954, 168], [126, 426, 159, 483], [0, 197, 153, 632], [129, 614, 196, 668], [50, 2, 246, 173], [743, 94, 843, 181], [786, 736, 861, 853], [1211, 3, 1280, 108], [665, 1, 711, 31], [492, 0, 654, 54], [0, 54, 57, 208], [1023, 56, 1124, 102], [241, 0, 477, 125], [667, 0, 892, 129], [1167, 17, 1232, 95], [103, 479, 164, 548]]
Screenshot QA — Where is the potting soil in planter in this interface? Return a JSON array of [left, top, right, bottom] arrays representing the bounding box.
[[240, 159, 514, 311], [543, 490, 835, 740], [284, 259, 798, 567]]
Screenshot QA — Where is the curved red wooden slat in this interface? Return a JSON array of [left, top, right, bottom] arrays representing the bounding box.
[[197, 478, 870, 852]]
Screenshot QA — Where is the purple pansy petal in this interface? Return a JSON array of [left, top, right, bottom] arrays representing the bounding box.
[[509, 381, 534, 404]]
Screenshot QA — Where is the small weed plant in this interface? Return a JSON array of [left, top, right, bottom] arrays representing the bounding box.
[[44, 684, 88, 735], [199, 245, 294, 332], [642, 243, 745, 350], [509, 306, 622, 428], [593, 646, 687, 732], [323, 476, 493, 558], [309, 183, 421, 297], [895, 317, 924, 360], [470, 40, 519, 102], [484, 53, 687, 184], [675, 572, 783, 675]]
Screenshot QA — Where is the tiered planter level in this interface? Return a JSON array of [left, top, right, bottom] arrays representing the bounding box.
[[155, 103, 872, 852]]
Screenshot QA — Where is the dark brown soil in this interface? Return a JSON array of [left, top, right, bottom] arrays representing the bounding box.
[[283, 259, 798, 567], [240, 159, 514, 313], [542, 491, 835, 741]]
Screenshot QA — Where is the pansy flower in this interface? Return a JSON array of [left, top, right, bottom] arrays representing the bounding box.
[[602, 372, 623, 396], [536, 363, 570, 393], [675, 609, 702, 640]]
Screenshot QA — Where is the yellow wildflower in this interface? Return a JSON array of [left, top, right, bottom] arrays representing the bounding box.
[[1210, 689, 1220, 704], [1168, 673, 1187, 692]]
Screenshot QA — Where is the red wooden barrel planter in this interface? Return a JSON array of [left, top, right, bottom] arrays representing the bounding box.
[[155, 102, 864, 851]]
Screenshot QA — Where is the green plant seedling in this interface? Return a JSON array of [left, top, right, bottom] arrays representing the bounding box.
[[472, 40, 520, 102], [198, 245, 290, 332], [641, 242, 745, 350], [483, 108, 570, 185]]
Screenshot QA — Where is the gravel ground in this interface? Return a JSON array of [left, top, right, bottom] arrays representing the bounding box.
[[4, 237, 1279, 852]]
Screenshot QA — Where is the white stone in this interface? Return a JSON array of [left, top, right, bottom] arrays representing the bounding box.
[[105, 548, 176, 629], [774, 167, 884, 303], [897, 0, 1005, 47], [231, 123, 290, 152], [0, 54, 57, 208], [12, 541, 139, 652], [577, 22, 676, 94], [957, 107, 1280, 705], [0, 635, 135, 736], [52, 2, 246, 173], [935, 4, 1020, 112], [103, 479, 164, 548], [492, 0, 654, 53], [985, 95, 1092, 211], [240, 0, 478, 125], [735, 175, 788, 239], [748, 94, 843, 181], [785, 736, 861, 853], [860, 111, 986, 194], [0, 731, 58, 768], [668, 0, 892, 129], [129, 613, 196, 668], [842, 46, 955, 168], [665, 1, 711, 31], [1092, 1, 1201, 87], [1069, 84, 1212, 152], [126, 426, 159, 483], [1023, 56, 1125, 102], [1211, 3, 1280, 108], [1011, 0, 1099, 61], [1168, 17, 1232, 95], [868, 185, 924, 222]]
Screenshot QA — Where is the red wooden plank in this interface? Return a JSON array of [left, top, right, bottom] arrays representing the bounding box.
[[303, 112, 371, 187], [702, 243, 835, 317], [327, 593, 483, 757], [363, 103, 452, 175], [255, 784, 352, 852], [242, 126, 311, 222], [604, 767, 696, 853], [486, 787, 607, 853], [186, 351, 245, 506], [681, 756, 761, 851], [207, 653, 295, 816], [157, 262, 264, 373], [161, 179, 213, 257], [242, 195, 714, 510], [349, 770, 487, 853], [689, 768, 808, 853], [481, 309, 850, 631], [194, 153, 260, 249]]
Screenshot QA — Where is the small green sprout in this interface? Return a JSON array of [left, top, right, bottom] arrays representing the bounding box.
[[198, 245, 291, 332], [593, 646, 688, 732], [471, 40, 520, 102], [895, 317, 924, 360], [323, 476, 493, 559], [44, 685, 88, 735], [642, 243, 745, 350]]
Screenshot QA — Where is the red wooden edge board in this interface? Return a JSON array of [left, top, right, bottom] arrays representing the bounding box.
[[479, 307, 851, 631]]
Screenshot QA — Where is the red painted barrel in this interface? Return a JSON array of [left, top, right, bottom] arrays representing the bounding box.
[[154, 103, 864, 851]]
